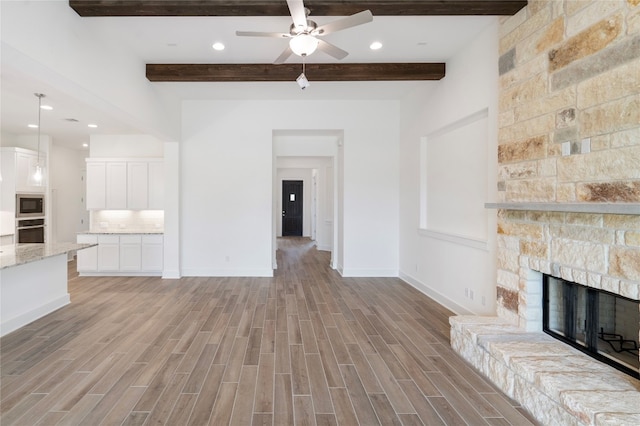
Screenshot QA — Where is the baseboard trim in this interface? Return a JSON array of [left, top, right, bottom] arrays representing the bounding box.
[[340, 268, 398, 277], [399, 272, 473, 316], [162, 269, 181, 279], [1, 295, 70, 337], [181, 268, 274, 277], [79, 272, 163, 277]]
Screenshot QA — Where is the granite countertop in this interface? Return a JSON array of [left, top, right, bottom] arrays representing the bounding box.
[[79, 230, 164, 235], [0, 242, 97, 270]]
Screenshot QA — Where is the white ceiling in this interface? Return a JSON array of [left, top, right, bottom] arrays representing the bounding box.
[[0, 2, 496, 150]]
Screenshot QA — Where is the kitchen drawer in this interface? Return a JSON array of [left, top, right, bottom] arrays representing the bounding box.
[[77, 234, 98, 244], [142, 235, 163, 244], [120, 235, 142, 244], [98, 235, 119, 244]]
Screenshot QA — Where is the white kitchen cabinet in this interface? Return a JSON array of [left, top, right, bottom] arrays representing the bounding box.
[[120, 235, 142, 271], [16, 151, 46, 192], [97, 235, 120, 271], [141, 235, 163, 271], [127, 162, 148, 210], [86, 162, 106, 209], [106, 162, 127, 209], [77, 234, 98, 271], [76, 233, 163, 276], [1, 148, 46, 200], [85, 159, 163, 210], [148, 161, 164, 210]]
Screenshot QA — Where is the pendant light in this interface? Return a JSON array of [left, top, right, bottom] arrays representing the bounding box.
[[33, 93, 45, 185]]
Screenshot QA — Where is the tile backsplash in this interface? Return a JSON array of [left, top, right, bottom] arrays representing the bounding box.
[[90, 210, 164, 233]]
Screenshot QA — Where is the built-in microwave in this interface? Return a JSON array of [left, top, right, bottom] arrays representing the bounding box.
[[16, 193, 45, 218]]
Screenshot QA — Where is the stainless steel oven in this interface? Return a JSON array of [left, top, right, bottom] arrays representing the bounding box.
[[16, 193, 45, 218], [16, 218, 45, 243]]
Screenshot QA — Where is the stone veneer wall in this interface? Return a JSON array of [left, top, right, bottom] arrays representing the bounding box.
[[495, 0, 640, 342]]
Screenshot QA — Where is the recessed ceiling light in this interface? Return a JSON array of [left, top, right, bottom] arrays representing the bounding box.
[[82, 143, 89, 148], [40, 105, 53, 110], [212, 42, 225, 51], [28, 124, 38, 128], [88, 124, 98, 128], [370, 41, 383, 50]]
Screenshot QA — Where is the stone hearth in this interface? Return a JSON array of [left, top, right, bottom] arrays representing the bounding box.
[[450, 316, 640, 426]]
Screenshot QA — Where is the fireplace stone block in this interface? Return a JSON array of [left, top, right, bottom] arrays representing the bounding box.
[[450, 315, 640, 426]]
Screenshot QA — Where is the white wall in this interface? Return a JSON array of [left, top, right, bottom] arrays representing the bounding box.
[[1, 1, 176, 141], [398, 19, 499, 315], [181, 99, 399, 277], [50, 144, 87, 243], [90, 135, 164, 158]]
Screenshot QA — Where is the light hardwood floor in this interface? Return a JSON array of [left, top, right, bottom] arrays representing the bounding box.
[[1, 238, 538, 425]]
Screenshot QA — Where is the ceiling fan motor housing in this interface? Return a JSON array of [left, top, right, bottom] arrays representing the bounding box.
[[289, 19, 317, 36]]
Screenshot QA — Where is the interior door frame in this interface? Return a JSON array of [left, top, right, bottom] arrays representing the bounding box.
[[272, 131, 343, 272]]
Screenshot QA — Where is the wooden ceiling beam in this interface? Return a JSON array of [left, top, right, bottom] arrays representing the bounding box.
[[70, 1, 528, 17], [146, 63, 446, 82]]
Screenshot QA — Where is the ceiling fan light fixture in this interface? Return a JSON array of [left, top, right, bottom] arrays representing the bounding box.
[[289, 34, 319, 57]]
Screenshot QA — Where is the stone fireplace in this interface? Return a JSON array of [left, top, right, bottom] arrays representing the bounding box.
[[494, 207, 640, 370], [543, 273, 639, 378], [451, 0, 640, 424]]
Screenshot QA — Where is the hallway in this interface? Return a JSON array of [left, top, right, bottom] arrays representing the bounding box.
[[0, 238, 537, 425]]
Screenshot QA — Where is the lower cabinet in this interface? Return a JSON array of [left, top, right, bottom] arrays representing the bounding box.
[[77, 234, 98, 271], [141, 235, 164, 271], [119, 235, 142, 271], [77, 234, 163, 276], [98, 235, 120, 271]]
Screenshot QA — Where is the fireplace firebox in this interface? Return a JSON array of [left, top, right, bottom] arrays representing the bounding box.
[[543, 274, 639, 379]]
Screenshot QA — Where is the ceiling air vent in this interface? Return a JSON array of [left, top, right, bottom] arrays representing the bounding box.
[[64, 118, 79, 122]]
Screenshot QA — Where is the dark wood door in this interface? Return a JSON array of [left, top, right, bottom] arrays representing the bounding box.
[[282, 180, 303, 236]]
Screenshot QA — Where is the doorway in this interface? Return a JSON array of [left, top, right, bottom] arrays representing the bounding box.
[[282, 180, 303, 236]]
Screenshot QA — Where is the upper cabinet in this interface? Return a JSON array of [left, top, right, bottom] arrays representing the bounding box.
[[15, 151, 46, 192], [1, 148, 47, 195], [86, 158, 163, 210]]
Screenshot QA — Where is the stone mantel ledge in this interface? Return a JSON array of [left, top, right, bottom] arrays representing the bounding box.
[[485, 202, 640, 215], [450, 316, 640, 426]]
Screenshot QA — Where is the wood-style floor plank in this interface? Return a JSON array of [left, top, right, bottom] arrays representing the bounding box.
[[0, 237, 538, 425]]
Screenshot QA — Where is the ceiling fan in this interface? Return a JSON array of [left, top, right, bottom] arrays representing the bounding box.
[[235, 0, 373, 64]]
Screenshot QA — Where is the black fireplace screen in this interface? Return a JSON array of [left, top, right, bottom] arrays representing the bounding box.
[[543, 274, 639, 379]]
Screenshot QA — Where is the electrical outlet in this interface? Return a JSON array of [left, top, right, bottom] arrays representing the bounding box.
[[469, 290, 474, 300], [561, 141, 571, 156], [464, 288, 469, 298], [482, 296, 486, 306]]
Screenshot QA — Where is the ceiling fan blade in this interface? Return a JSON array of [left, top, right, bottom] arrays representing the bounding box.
[[236, 31, 290, 38], [287, 0, 308, 30], [274, 46, 294, 64], [314, 10, 373, 36], [317, 39, 348, 60]]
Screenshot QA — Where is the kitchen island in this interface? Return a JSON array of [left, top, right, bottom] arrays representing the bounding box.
[[0, 242, 96, 337]]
